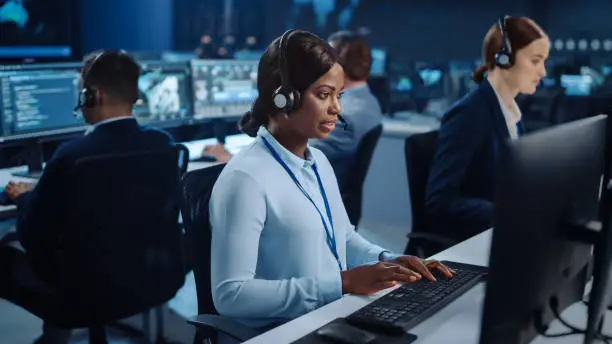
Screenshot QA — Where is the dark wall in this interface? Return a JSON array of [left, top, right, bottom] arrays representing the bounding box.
[[542, 0, 612, 38], [264, 0, 534, 62], [173, 0, 267, 51], [80, 0, 174, 55]]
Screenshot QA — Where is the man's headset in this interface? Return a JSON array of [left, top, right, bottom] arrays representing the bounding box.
[[494, 16, 513, 69], [272, 29, 348, 130], [73, 51, 106, 116], [73, 50, 137, 116]]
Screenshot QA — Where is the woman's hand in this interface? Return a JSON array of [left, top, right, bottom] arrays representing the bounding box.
[[389, 255, 456, 281], [340, 262, 421, 295]]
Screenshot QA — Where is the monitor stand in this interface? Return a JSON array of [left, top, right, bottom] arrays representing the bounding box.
[[12, 142, 44, 179]]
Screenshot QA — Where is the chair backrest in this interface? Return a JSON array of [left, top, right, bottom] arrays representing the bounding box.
[[178, 163, 226, 315], [339, 124, 383, 226], [404, 130, 439, 232], [58, 144, 189, 320]]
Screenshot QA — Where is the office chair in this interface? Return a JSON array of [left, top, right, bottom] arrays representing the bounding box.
[[5, 145, 189, 344], [403, 131, 458, 257], [178, 163, 260, 344], [339, 124, 383, 228]]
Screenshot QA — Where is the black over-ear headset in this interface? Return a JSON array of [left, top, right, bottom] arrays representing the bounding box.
[[74, 51, 107, 115], [272, 29, 302, 113], [495, 16, 513, 69]]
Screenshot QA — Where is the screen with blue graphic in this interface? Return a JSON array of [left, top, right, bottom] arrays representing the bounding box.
[[0, 0, 76, 59], [370, 48, 386, 76], [191, 59, 258, 119], [0, 65, 85, 141], [417, 68, 443, 86], [133, 61, 191, 128], [560, 74, 593, 96]]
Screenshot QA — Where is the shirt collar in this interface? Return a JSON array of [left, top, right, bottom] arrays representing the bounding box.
[[490, 84, 522, 124], [257, 126, 316, 170], [84, 116, 135, 135]]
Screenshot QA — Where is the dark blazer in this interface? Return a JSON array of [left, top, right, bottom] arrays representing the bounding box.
[[15, 118, 174, 271], [425, 79, 521, 239]]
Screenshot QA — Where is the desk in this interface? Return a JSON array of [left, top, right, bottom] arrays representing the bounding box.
[[244, 230, 612, 344], [180, 134, 255, 160]]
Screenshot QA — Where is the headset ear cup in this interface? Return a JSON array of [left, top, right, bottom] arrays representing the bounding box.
[[273, 86, 288, 112], [495, 51, 512, 69], [83, 88, 98, 108], [291, 90, 301, 112]]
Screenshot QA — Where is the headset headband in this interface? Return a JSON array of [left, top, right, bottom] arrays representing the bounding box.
[[278, 29, 297, 92], [498, 16, 512, 54]]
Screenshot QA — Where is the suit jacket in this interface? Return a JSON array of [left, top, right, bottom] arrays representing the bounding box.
[[15, 118, 174, 271], [425, 79, 521, 239]]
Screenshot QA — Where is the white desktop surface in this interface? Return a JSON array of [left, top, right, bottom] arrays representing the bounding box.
[[244, 229, 612, 344], [180, 133, 255, 160]]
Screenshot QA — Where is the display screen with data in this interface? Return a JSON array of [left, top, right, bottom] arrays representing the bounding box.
[[133, 62, 191, 127], [0, 66, 85, 141], [191, 59, 258, 120]]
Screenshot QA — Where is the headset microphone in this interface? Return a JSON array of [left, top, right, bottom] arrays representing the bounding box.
[[337, 114, 349, 131]]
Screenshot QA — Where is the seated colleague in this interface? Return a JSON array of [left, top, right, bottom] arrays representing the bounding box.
[[309, 30, 383, 179], [201, 30, 383, 173], [426, 16, 549, 239], [0, 50, 174, 344], [210, 30, 455, 334]]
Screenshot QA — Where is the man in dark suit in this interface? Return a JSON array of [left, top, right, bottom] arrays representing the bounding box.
[[0, 50, 174, 344]]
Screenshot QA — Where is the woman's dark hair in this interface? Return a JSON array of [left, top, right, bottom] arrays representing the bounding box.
[[328, 30, 372, 81], [239, 30, 338, 137], [472, 16, 545, 83]]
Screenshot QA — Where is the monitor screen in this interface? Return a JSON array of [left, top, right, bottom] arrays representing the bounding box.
[[370, 48, 386, 76], [560, 74, 593, 96], [233, 49, 264, 60], [417, 68, 443, 86], [0, 0, 77, 60], [133, 61, 192, 128], [0, 63, 85, 141], [191, 59, 258, 120]]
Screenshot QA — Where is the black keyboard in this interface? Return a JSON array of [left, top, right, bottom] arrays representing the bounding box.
[[345, 260, 487, 334]]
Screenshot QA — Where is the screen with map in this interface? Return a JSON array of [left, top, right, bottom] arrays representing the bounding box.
[[0, 0, 77, 60]]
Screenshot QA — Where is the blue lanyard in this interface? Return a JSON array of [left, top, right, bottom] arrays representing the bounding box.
[[261, 137, 342, 271]]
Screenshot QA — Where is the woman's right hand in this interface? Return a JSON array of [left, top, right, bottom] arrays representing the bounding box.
[[340, 262, 422, 295]]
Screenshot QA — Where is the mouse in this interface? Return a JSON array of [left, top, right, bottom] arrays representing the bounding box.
[[316, 322, 376, 344]]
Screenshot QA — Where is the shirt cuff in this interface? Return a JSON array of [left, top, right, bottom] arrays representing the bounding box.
[[316, 270, 343, 307], [379, 250, 402, 262]]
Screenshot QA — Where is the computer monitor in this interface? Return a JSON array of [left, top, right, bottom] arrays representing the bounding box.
[[0, 62, 86, 177], [190, 59, 258, 120], [133, 61, 192, 128], [560, 74, 593, 96], [480, 115, 608, 344], [233, 49, 264, 61], [161, 51, 197, 62], [370, 48, 386, 76], [585, 115, 612, 343]]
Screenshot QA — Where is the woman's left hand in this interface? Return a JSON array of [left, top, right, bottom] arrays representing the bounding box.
[[389, 256, 456, 281]]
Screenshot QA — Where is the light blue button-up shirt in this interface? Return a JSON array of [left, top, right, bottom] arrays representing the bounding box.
[[209, 126, 389, 328]]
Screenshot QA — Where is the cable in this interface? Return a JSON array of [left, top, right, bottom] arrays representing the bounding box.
[[533, 308, 581, 339], [550, 297, 585, 334]]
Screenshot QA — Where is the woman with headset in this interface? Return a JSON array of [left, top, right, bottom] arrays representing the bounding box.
[[425, 16, 549, 244], [209, 30, 454, 335]]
